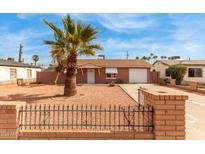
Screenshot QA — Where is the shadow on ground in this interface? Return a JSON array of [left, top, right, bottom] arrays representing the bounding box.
[[0, 93, 54, 104]]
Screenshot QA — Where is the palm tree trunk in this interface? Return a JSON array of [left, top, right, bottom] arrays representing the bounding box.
[[54, 72, 60, 85], [64, 54, 77, 96]]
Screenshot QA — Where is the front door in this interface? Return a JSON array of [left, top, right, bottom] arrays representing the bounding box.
[[87, 69, 95, 83]]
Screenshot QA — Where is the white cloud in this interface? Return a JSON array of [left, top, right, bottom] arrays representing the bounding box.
[[102, 37, 159, 51], [17, 13, 32, 19], [101, 35, 205, 60], [0, 27, 52, 65], [68, 14, 158, 33], [97, 14, 157, 32]]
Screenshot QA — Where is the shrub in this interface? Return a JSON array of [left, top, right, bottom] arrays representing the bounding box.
[[109, 81, 115, 87], [167, 64, 187, 85], [115, 79, 124, 84], [159, 78, 170, 85], [159, 78, 166, 85]]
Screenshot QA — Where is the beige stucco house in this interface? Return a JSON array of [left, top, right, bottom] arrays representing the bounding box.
[[153, 60, 205, 83]]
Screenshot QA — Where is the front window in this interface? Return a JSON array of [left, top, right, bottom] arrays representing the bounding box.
[[27, 69, 32, 78], [10, 68, 17, 79], [188, 68, 203, 77], [106, 73, 117, 79], [165, 69, 170, 77], [105, 68, 118, 79]]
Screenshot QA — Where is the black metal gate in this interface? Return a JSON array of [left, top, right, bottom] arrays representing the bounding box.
[[19, 104, 153, 132]]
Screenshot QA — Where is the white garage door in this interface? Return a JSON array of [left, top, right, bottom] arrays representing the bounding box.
[[129, 69, 147, 83]]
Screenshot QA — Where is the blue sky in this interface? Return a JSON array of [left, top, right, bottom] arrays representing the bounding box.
[[0, 13, 205, 66]]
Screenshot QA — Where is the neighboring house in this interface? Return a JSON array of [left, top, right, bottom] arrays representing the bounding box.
[[153, 60, 205, 83], [40, 59, 154, 84], [0, 58, 42, 84]]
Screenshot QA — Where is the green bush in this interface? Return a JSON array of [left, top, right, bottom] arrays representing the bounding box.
[[167, 64, 187, 85], [115, 79, 124, 84], [159, 78, 166, 85]]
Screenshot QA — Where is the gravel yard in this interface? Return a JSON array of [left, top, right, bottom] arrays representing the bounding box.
[[0, 84, 146, 132], [0, 84, 137, 107]]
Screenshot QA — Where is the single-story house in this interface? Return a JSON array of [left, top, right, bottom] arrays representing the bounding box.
[[153, 60, 205, 83], [77, 59, 152, 84], [0, 58, 42, 84], [39, 59, 157, 84]]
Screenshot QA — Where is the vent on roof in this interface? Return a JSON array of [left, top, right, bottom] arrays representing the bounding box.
[[7, 58, 15, 61], [98, 54, 105, 60]]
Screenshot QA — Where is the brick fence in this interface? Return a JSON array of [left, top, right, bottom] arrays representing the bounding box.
[[142, 89, 187, 140], [0, 105, 18, 140], [0, 89, 187, 140], [169, 79, 198, 91], [18, 131, 153, 140]]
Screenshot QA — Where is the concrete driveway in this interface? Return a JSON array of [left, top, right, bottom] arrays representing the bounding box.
[[120, 84, 205, 140]]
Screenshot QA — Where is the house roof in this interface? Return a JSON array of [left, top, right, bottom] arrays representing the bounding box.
[[154, 60, 205, 66], [77, 59, 151, 68], [0, 59, 42, 69]]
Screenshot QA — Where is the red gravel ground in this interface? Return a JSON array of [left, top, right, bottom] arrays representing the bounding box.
[[0, 84, 150, 132], [0, 84, 137, 107]]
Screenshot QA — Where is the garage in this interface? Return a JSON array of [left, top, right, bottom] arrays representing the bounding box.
[[129, 68, 147, 83]]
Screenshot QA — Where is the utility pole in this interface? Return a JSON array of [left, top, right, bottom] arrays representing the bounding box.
[[126, 51, 129, 59], [18, 44, 23, 63]]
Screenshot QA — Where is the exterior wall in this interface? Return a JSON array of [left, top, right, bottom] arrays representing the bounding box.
[[149, 71, 160, 83], [37, 67, 150, 84], [0, 66, 41, 84], [0, 66, 11, 83], [147, 68, 150, 83], [77, 67, 129, 84], [76, 68, 87, 84], [152, 61, 168, 78], [37, 71, 66, 84], [94, 67, 129, 84], [77, 67, 149, 84]]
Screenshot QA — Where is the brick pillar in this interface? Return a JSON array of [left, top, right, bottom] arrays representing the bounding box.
[[143, 90, 187, 140], [170, 79, 176, 86], [188, 81, 198, 91], [0, 105, 18, 140]]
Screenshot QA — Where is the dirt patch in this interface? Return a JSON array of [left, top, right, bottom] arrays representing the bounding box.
[[0, 84, 137, 107]]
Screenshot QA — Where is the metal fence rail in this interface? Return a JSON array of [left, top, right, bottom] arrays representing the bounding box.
[[19, 104, 153, 132]]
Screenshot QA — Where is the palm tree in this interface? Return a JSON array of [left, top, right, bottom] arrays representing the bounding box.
[[44, 15, 103, 96], [32, 55, 39, 66], [51, 46, 66, 85], [161, 56, 167, 59], [141, 56, 147, 60], [153, 55, 158, 63], [148, 53, 159, 64]]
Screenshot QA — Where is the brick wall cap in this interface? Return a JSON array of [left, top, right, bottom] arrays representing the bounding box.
[[142, 90, 188, 100], [0, 105, 16, 110]]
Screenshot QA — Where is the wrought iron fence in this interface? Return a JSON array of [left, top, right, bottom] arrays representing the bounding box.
[[19, 104, 153, 132]]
